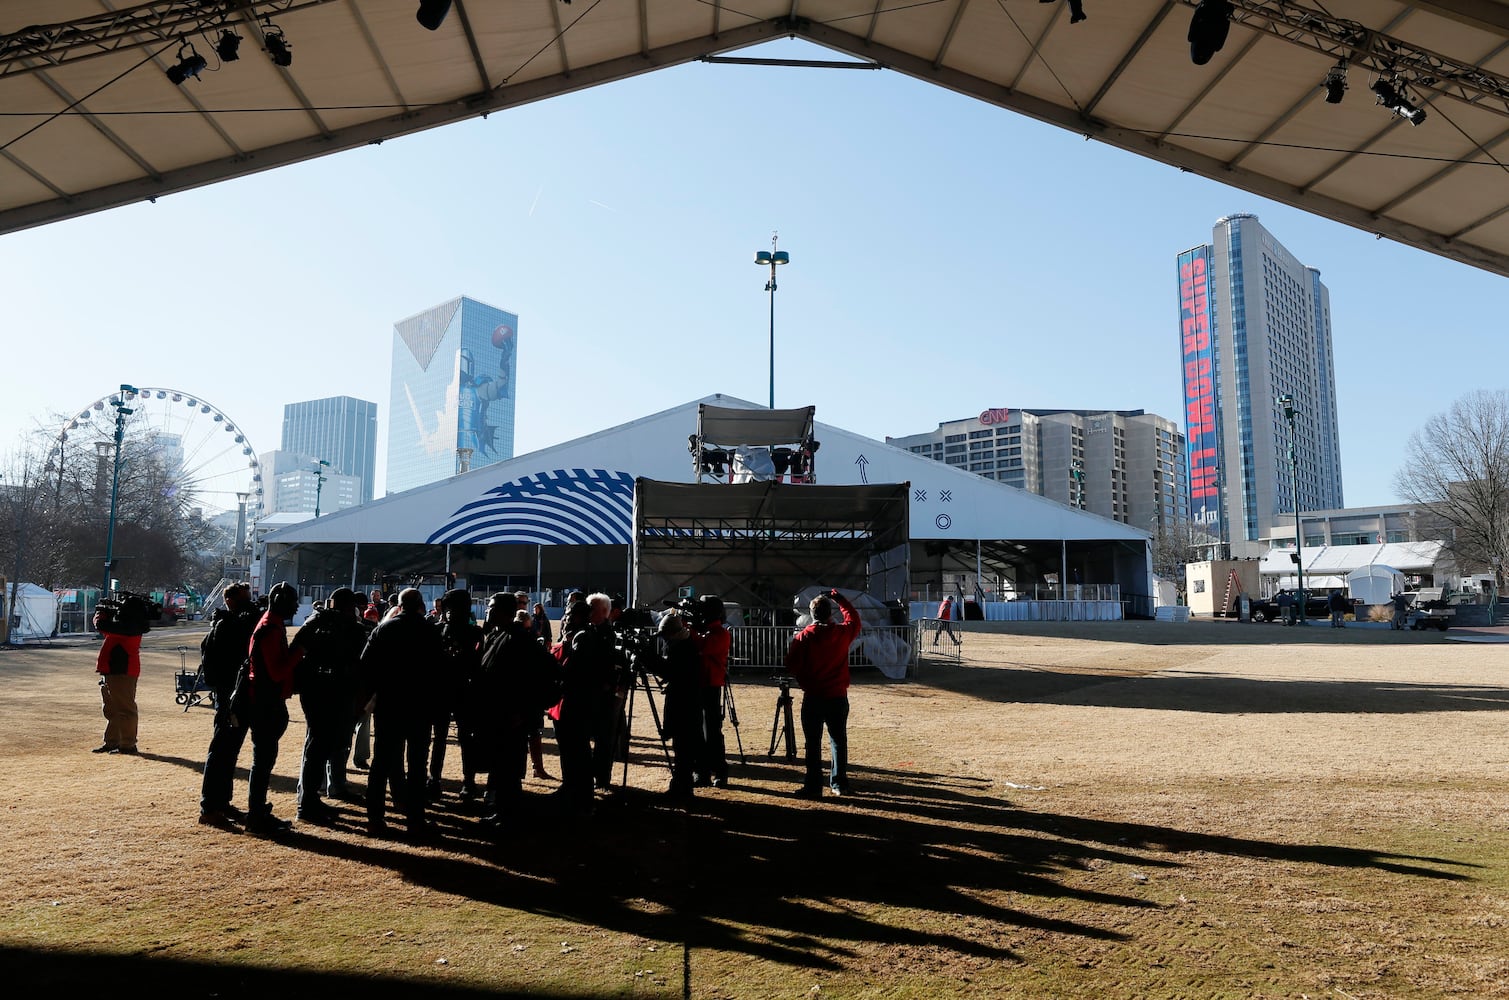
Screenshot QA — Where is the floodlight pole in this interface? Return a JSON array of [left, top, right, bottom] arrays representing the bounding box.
[[100, 385, 138, 606], [1279, 395, 1306, 625], [755, 233, 789, 409], [313, 459, 331, 518]]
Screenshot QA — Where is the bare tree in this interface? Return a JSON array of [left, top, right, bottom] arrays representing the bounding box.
[[2, 417, 235, 602], [1395, 389, 1509, 587], [1148, 520, 1222, 602], [0, 444, 55, 638]]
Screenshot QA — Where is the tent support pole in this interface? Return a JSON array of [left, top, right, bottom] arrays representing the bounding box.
[[1061, 539, 1068, 601], [350, 541, 359, 590]]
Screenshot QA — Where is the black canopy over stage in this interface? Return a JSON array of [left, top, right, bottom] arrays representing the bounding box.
[[632, 478, 910, 620]]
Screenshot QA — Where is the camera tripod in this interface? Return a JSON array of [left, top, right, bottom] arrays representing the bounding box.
[[723, 675, 746, 763], [618, 664, 673, 787], [768, 677, 797, 759]]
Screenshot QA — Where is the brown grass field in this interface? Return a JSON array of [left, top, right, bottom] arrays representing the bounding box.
[[1, 619, 1507, 999]]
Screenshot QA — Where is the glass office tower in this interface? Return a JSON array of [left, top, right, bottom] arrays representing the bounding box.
[[281, 396, 378, 504], [386, 296, 518, 495], [1178, 214, 1344, 557]]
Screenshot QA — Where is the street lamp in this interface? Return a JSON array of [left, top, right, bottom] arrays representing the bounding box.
[[100, 385, 138, 608], [754, 233, 790, 410], [1278, 394, 1306, 625], [235, 491, 250, 570], [312, 459, 331, 518]]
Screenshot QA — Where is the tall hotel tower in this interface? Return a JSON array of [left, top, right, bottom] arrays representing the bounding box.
[[386, 296, 518, 495], [1178, 214, 1344, 557]]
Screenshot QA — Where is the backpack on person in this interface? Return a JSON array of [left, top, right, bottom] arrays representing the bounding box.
[[199, 608, 254, 693]]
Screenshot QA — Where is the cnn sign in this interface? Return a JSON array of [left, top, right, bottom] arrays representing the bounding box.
[[979, 408, 1011, 426]]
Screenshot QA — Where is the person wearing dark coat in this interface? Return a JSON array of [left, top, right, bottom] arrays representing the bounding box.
[[358, 588, 443, 839], [290, 588, 368, 822], [198, 583, 260, 827], [554, 594, 624, 814], [646, 610, 704, 799]]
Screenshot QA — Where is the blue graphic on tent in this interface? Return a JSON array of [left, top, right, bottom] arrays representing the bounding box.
[[427, 469, 635, 545]]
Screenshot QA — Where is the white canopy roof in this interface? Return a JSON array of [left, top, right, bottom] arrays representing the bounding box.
[[1259, 540, 1446, 579], [263, 394, 1149, 547], [6, 2, 1509, 277]]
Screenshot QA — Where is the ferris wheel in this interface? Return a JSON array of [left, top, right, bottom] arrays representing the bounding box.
[[57, 387, 265, 523]]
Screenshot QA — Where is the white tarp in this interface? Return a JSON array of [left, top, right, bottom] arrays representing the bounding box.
[[6, 583, 58, 640], [794, 585, 910, 680]]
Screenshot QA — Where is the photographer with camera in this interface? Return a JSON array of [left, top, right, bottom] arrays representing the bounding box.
[[690, 594, 732, 788], [645, 610, 704, 799], [785, 588, 862, 799], [197, 583, 259, 826], [91, 593, 155, 756]]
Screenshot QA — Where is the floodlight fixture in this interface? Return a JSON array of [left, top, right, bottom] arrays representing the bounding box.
[[1188, 0, 1233, 66], [215, 29, 242, 62], [1372, 76, 1427, 125], [417, 0, 454, 30], [264, 24, 292, 67], [166, 43, 207, 85], [1322, 62, 1347, 104]]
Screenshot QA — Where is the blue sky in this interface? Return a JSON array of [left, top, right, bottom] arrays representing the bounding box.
[[2, 38, 1504, 509]]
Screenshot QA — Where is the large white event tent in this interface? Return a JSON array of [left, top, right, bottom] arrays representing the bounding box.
[[261, 395, 1152, 613]]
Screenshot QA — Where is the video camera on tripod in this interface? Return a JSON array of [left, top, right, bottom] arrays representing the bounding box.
[[669, 593, 725, 630]]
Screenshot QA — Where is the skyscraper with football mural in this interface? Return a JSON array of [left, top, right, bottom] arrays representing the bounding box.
[[386, 296, 517, 495]]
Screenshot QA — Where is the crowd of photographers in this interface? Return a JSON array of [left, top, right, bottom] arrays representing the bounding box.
[[182, 582, 751, 839]]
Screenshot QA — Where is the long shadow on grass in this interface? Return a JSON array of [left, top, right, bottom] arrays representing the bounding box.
[[0, 946, 588, 999], [911, 664, 1509, 715], [263, 730, 1154, 971], [276, 724, 1466, 973]]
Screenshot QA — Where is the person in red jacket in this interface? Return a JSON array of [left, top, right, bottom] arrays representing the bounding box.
[[243, 582, 304, 835], [92, 598, 148, 755], [932, 595, 961, 646], [692, 594, 731, 788], [784, 588, 862, 798]]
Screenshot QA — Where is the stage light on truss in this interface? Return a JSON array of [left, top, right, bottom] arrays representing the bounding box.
[[1188, 0, 1232, 66], [166, 44, 207, 85], [1371, 76, 1427, 125], [1322, 62, 1347, 104], [264, 25, 292, 67], [214, 29, 241, 62], [699, 449, 731, 477], [417, 0, 453, 30]]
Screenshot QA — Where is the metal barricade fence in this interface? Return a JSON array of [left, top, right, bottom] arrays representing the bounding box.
[[726, 623, 921, 678], [918, 617, 964, 668]]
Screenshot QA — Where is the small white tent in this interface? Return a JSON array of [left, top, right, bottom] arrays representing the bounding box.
[[1347, 565, 1405, 607], [6, 583, 58, 641]]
